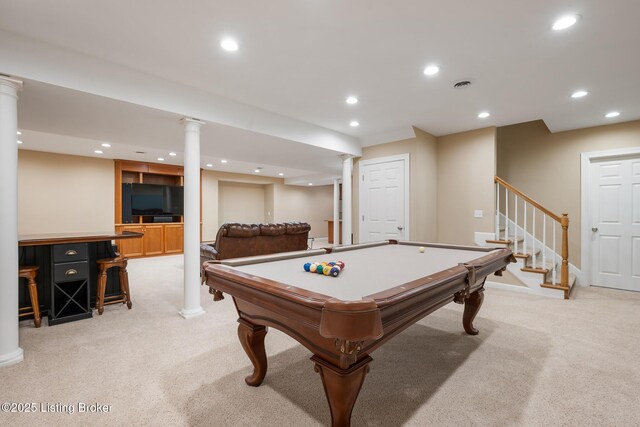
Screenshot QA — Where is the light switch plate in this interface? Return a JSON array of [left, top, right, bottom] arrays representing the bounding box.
[[474, 210, 483, 218]]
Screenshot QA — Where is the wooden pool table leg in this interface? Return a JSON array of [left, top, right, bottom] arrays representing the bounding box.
[[238, 319, 268, 386], [463, 287, 484, 335], [313, 355, 372, 427]]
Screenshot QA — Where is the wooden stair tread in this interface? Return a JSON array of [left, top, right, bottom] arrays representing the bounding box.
[[540, 274, 576, 299], [540, 283, 569, 291], [513, 253, 530, 259], [521, 267, 549, 274], [486, 239, 511, 244]]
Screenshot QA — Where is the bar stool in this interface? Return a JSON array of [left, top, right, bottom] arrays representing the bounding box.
[[19, 266, 41, 328], [96, 257, 132, 315]]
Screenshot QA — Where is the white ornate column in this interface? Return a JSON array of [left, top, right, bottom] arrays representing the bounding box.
[[333, 178, 340, 245], [341, 155, 353, 245], [0, 76, 23, 367], [179, 117, 205, 319]]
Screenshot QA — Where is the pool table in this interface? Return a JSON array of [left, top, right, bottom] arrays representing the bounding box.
[[204, 240, 514, 426]]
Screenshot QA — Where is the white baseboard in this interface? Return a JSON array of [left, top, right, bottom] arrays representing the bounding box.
[[484, 281, 561, 298], [178, 307, 206, 319], [0, 347, 24, 367]]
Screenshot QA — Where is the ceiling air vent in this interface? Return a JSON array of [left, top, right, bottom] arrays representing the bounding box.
[[135, 151, 146, 154], [453, 80, 472, 89]]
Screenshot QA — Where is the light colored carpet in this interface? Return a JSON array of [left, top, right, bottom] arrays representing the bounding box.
[[2, 255, 640, 426]]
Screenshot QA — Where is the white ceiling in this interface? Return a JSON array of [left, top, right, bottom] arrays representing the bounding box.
[[17, 80, 343, 182], [2, 0, 640, 178]]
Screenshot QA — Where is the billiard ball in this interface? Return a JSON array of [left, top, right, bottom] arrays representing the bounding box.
[[329, 267, 341, 277], [336, 261, 345, 270], [304, 263, 311, 272], [323, 266, 332, 275], [316, 265, 324, 274], [418, 247, 425, 253]]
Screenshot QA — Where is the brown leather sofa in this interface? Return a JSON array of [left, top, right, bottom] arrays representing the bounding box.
[[200, 222, 311, 266]]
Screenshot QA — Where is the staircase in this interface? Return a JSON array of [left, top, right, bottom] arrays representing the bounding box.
[[485, 177, 575, 299]]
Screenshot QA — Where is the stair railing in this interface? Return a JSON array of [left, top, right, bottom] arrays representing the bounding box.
[[494, 176, 570, 296]]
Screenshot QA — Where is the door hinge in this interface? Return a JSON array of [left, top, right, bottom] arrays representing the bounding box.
[[362, 175, 364, 181], [362, 215, 365, 221]]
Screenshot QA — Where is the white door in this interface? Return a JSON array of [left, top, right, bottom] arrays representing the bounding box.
[[590, 156, 640, 291], [360, 157, 408, 243]]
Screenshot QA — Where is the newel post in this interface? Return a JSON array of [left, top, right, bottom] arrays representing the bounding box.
[[560, 213, 569, 299]]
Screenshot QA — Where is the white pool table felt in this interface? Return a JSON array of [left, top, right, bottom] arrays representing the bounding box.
[[231, 244, 499, 301]]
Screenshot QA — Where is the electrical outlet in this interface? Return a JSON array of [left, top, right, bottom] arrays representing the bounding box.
[[474, 210, 483, 218]]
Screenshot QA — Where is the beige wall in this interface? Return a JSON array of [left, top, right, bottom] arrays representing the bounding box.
[[218, 181, 266, 226], [18, 150, 114, 234], [201, 169, 333, 240], [273, 184, 333, 239], [353, 127, 438, 243], [497, 119, 640, 268], [436, 127, 497, 245], [201, 170, 282, 240]]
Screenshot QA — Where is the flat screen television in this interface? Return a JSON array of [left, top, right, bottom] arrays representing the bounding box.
[[125, 183, 184, 216]]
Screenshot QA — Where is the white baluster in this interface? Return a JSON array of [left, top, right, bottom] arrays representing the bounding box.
[[552, 221, 557, 284], [532, 209, 536, 268], [523, 202, 527, 257], [505, 189, 509, 242], [543, 215, 547, 278], [514, 195, 518, 255], [495, 182, 499, 240]]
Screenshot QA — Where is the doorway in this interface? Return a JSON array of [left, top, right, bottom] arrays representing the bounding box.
[[359, 154, 409, 243], [583, 149, 640, 291]]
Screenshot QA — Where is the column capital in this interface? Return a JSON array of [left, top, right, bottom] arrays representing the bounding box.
[[0, 76, 23, 97], [340, 154, 354, 161], [180, 117, 206, 128]]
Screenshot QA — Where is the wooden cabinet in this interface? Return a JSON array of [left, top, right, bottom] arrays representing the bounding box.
[[116, 225, 144, 257], [327, 220, 343, 244], [116, 224, 181, 258], [114, 159, 201, 258], [143, 225, 164, 256], [164, 224, 184, 254]]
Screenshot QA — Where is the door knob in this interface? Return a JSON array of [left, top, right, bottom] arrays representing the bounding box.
[[592, 227, 598, 232], [397, 226, 404, 231]]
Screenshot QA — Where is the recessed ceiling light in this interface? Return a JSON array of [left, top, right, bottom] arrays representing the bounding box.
[[346, 96, 358, 105], [220, 38, 239, 52], [308, 183, 313, 186], [220, 159, 228, 163], [94, 150, 103, 154], [16, 131, 22, 135], [278, 173, 284, 176], [423, 65, 440, 76], [478, 112, 490, 119], [169, 152, 177, 156], [605, 111, 620, 118], [206, 163, 213, 167], [17, 140, 23, 144], [552, 15, 578, 31], [350, 121, 359, 127], [101, 143, 111, 148], [254, 169, 261, 173], [571, 90, 588, 98], [157, 157, 165, 161]]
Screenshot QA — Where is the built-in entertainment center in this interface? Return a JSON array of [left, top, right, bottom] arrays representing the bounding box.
[[114, 160, 200, 258]]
